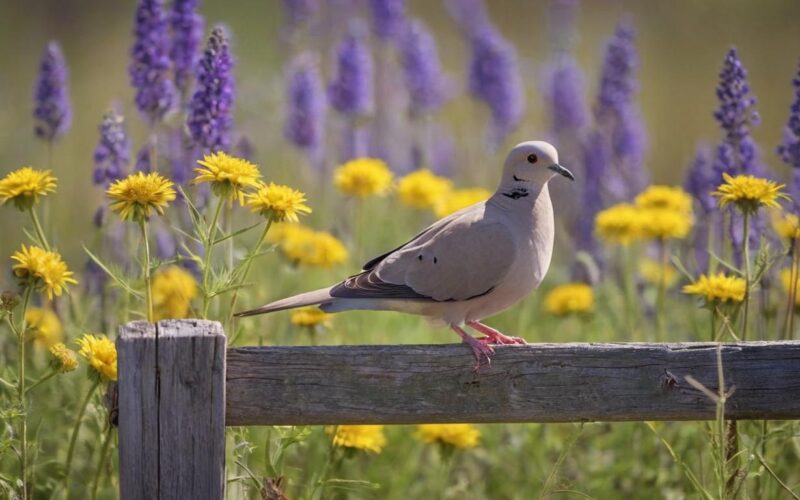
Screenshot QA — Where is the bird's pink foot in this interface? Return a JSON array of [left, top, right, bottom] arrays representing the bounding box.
[[467, 320, 527, 345], [451, 324, 494, 371]]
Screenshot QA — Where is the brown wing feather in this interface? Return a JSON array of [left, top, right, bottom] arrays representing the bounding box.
[[329, 271, 433, 300]]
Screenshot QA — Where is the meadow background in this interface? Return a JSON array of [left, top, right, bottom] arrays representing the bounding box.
[[1, 0, 800, 498]]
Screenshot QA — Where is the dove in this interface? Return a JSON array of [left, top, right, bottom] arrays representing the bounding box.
[[236, 141, 574, 368]]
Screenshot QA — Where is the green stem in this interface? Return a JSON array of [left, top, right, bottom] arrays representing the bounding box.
[[29, 208, 50, 251], [655, 238, 668, 340], [17, 285, 32, 500], [91, 426, 114, 500], [228, 220, 273, 333], [742, 211, 751, 341], [24, 370, 57, 395], [202, 197, 225, 318], [64, 381, 100, 494], [140, 220, 154, 322], [621, 245, 636, 339]]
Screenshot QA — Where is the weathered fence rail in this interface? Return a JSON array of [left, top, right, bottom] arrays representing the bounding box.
[[116, 319, 800, 499]]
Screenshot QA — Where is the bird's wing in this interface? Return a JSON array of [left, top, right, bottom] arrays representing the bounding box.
[[332, 206, 517, 302]]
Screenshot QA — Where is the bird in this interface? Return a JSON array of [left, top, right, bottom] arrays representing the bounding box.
[[236, 140, 574, 369]]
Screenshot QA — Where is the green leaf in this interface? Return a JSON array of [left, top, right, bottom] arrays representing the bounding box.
[[707, 250, 743, 276], [213, 221, 263, 246], [82, 245, 144, 299]]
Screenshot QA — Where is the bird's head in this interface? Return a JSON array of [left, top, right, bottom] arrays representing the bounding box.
[[500, 141, 574, 187]]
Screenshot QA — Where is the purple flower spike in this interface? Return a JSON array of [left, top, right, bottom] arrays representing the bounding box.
[[130, 0, 176, 124], [545, 57, 588, 135], [445, 0, 490, 37], [33, 42, 72, 142], [778, 62, 800, 173], [285, 54, 326, 152], [400, 20, 446, 116], [170, 0, 204, 98], [595, 23, 638, 124], [93, 107, 131, 186], [328, 27, 374, 117], [712, 48, 762, 177], [187, 25, 235, 152], [468, 26, 525, 146], [369, 0, 406, 41], [577, 131, 608, 255], [684, 146, 716, 213]]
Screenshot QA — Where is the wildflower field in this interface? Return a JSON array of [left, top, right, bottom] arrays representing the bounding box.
[[2, 0, 800, 498]]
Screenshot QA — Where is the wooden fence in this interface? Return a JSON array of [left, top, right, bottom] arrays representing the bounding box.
[[115, 319, 800, 499]]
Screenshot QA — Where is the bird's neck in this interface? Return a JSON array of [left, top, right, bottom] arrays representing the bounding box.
[[489, 181, 549, 215]]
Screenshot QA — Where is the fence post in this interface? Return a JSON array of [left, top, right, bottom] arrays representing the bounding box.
[[117, 319, 226, 500]]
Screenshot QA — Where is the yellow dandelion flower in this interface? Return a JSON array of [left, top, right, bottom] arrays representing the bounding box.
[[635, 185, 693, 214], [595, 203, 643, 245], [433, 188, 492, 218], [152, 266, 198, 321], [682, 273, 746, 304], [712, 173, 789, 213], [327, 425, 386, 453], [107, 172, 176, 222], [281, 227, 349, 268], [397, 169, 453, 209], [0, 167, 57, 210], [11, 245, 77, 299], [772, 212, 800, 241], [638, 258, 677, 288], [76, 334, 118, 382], [416, 424, 480, 449], [638, 207, 692, 240], [290, 307, 333, 328], [780, 269, 800, 306], [334, 157, 393, 198], [49, 342, 78, 373], [244, 182, 312, 222], [193, 152, 262, 203], [543, 283, 594, 316], [25, 307, 63, 348]]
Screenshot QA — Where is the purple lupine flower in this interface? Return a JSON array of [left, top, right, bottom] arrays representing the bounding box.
[[33, 42, 72, 141], [400, 20, 446, 116], [712, 47, 762, 177], [283, 0, 319, 27], [328, 27, 374, 117], [170, 0, 204, 98], [285, 54, 326, 151], [545, 57, 588, 135], [368, 0, 406, 41], [187, 25, 235, 152], [684, 146, 716, 213], [155, 227, 177, 259], [93, 108, 131, 186], [130, 0, 176, 123], [577, 131, 608, 256], [467, 26, 525, 147], [135, 144, 152, 172], [778, 61, 800, 206], [445, 0, 490, 37], [167, 129, 192, 184], [594, 23, 637, 124]]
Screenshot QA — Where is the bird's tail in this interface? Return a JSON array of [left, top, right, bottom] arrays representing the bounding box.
[[234, 287, 333, 317]]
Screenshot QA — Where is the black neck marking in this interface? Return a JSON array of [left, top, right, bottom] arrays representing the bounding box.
[[502, 188, 530, 200], [513, 174, 525, 182]]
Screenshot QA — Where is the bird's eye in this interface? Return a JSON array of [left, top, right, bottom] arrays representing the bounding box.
[[527, 154, 538, 164]]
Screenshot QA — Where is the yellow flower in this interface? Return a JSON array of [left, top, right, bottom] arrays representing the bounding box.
[[638, 258, 677, 287], [152, 266, 198, 320], [397, 169, 452, 209], [780, 269, 800, 305], [773, 212, 800, 241], [635, 185, 693, 214], [682, 273, 746, 304], [712, 173, 789, 213], [245, 182, 312, 222], [76, 334, 118, 382], [638, 207, 692, 240], [277, 225, 349, 268], [11, 245, 77, 299], [595, 203, 643, 245], [193, 152, 262, 203], [107, 172, 176, 222], [25, 307, 63, 347], [433, 188, 492, 218], [327, 425, 386, 453], [290, 307, 332, 328], [543, 282, 594, 316], [0, 167, 57, 210], [334, 157, 393, 198], [416, 424, 480, 449], [49, 342, 78, 373]]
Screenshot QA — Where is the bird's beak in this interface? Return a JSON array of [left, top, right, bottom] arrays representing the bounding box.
[[548, 163, 575, 181]]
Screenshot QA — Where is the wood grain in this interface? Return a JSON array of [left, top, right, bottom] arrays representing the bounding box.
[[225, 341, 800, 425], [117, 320, 226, 500]]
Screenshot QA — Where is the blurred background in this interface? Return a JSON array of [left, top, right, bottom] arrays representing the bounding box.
[[1, 0, 799, 269]]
